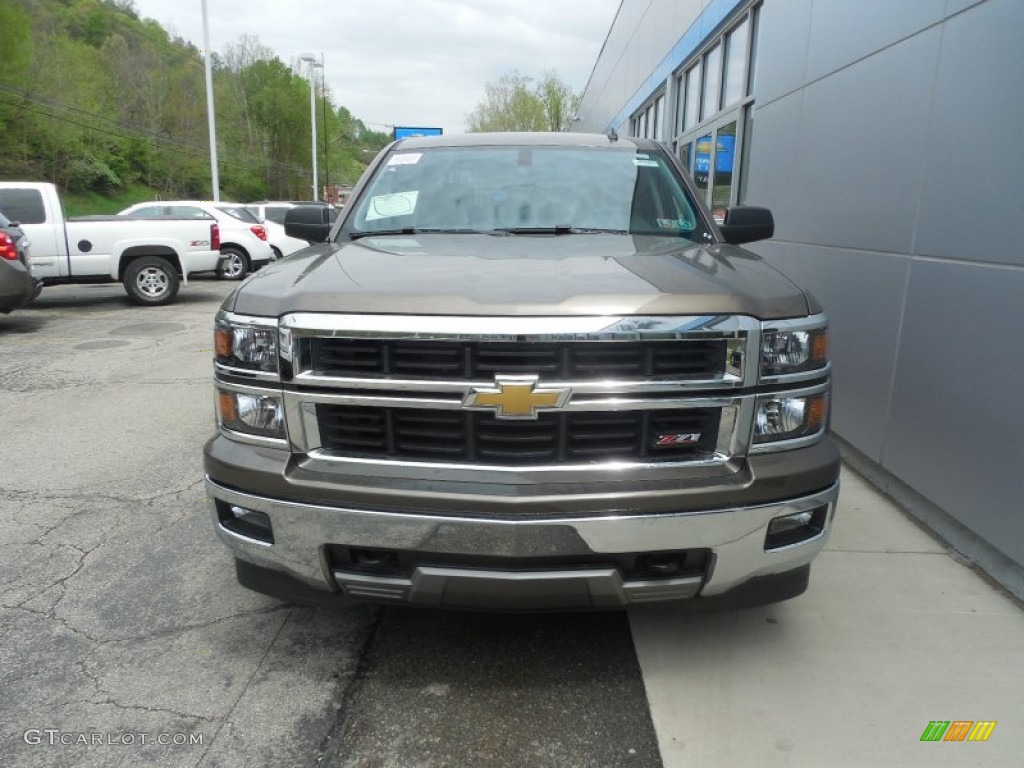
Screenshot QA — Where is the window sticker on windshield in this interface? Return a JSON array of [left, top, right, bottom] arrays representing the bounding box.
[[365, 191, 419, 221], [635, 153, 650, 159], [657, 218, 696, 231], [633, 158, 659, 167], [387, 153, 422, 166]]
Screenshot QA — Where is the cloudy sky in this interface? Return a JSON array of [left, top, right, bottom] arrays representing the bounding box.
[[129, 0, 621, 134]]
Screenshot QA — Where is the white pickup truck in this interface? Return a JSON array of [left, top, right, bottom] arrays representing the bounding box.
[[0, 182, 222, 305]]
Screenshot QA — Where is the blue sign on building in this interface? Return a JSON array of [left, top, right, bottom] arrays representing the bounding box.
[[393, 126, 443, 140], [693, 135, 735, 174]]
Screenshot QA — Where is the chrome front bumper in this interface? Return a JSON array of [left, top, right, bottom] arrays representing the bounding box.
[[205, 478, 839, 609]]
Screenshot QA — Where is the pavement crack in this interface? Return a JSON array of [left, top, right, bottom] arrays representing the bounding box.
[[2, 479, 206, 507], [87, 697, 216, 723], [315, 609, 383, 768], [94, 603, 294, 646], [194, 606, 296, 767], [0, 543, 89, 601]]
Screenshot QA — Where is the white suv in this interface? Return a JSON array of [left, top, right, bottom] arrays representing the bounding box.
[[120, 201, 275, 280]]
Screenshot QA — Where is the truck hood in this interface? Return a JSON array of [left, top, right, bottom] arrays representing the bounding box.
[[229, 233, 809, 319]]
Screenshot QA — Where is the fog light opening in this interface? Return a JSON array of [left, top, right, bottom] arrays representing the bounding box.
[[350, 548, 402, 575], [765, 505, 828, 550], [635, 554, 683, 578], [217, 502, 274, 544]]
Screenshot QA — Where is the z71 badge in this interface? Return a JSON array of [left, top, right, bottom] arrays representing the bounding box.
[[656, 433, 702, 446]]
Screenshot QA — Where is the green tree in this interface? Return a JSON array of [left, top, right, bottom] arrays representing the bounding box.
[[537, 70, 581, 132], [467, 71, 579, 133], [0, 0, 384, 202]]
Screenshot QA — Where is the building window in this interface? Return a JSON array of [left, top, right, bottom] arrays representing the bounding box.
[[683, 66, 701, 131], [679, 142, 692, 170], [722, 18, 750, 107], [671, 2, 760, 218], [630, 91, 665, 140], [701, 44, 722, 120]]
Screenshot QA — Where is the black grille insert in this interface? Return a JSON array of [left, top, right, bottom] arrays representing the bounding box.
[[326, 544, 712, 580], [316, 404, 720, 465], [309, 338, 726, 381]]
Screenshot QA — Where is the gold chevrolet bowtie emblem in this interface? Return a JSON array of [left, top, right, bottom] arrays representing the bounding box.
[[463, 375, 572, 420]]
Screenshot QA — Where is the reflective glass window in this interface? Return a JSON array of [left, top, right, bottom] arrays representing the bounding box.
[[723, 19, 750, 107], [683, 66, 701, 130], [702, 44, 722, 119]]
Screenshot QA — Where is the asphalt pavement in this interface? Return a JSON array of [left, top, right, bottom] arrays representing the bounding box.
[[1, 278, 1021, 768]]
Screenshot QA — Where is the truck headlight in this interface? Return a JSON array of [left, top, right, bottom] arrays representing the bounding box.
[[760, 327, 828, 378], [217, 388, 285, 439], [753, 393, 827, 446], [214, 312, 278, 373]]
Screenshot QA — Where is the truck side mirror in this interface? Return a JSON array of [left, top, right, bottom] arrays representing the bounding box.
[[719, 206, 774, 245], [284, 206, 333, 244]]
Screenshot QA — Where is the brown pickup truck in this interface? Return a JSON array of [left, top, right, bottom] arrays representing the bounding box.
[[203, 132, 839, 610]]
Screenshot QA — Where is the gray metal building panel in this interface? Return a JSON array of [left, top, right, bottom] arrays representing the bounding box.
[[788, 27, 941, 255], [749, 0, 812, 105], [804, 0, 945, 84], [742, 96, 804, 239], [575, 0, 738, 133], [576, 0, 1024, 569], [945, 0, 986, 16], [882, 259, 1024, 563], [750, 241, 910, 463], [914, 0, 1024, 265]]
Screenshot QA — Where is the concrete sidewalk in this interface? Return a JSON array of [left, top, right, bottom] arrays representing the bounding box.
[[629, 465, 1023, 767]]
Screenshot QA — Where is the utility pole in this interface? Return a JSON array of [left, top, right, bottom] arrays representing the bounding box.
[[320, 53, 330, 201], [299, 54, 320, 201], [201, 0, 220, 201]]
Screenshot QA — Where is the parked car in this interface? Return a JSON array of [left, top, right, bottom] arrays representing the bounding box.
[[0, 183, 222, 306], [245, 201, 337, 258], [0, 209, 41, 313], [120, 201, 274, 280]]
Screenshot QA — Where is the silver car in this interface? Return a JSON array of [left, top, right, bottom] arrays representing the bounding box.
[[0, 210, 40, 314]]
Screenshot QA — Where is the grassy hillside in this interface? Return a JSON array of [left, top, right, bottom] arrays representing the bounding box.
[[61, 183, 163, 217], [1, 0, 388, 203]]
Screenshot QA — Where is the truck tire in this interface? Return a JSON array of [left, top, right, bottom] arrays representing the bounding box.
[[123, 256, 180, 306], [219, 247, 249, 280]]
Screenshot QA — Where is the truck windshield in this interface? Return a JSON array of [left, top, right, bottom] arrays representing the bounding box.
[[344, 146, 709, 240]]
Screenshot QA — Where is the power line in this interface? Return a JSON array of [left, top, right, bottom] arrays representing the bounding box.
[[0, 82, 307, 174]]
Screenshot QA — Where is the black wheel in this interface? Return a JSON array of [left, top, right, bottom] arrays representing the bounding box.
[[270, 246, 283, 261], [123, 256, 180, 306], [219, 247, 249, 280]]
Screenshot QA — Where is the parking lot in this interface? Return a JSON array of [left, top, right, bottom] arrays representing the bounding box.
[[2, 281, 1022, 768]]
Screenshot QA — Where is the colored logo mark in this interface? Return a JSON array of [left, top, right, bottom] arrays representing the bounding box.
[[920, 721, 996, 742]]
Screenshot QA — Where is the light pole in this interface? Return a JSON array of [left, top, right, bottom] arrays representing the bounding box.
[[299, 54, 321, 201], [319, 54, 329, 201], [201, 0, 220, 200]]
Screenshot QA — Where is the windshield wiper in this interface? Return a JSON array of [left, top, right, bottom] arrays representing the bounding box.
[[348, 227, 418, 240], [350, 227, 501, 240], [491, 226, 628, 236], [492, 225, 574, 235], [414, 228, 495, 235]]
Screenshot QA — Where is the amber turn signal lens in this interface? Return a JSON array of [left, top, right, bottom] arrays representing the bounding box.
[[217, 390, 238, 422], [214, 328, 232, 358], [806, 394, 827, 429], [810, 331, 829, 365]]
